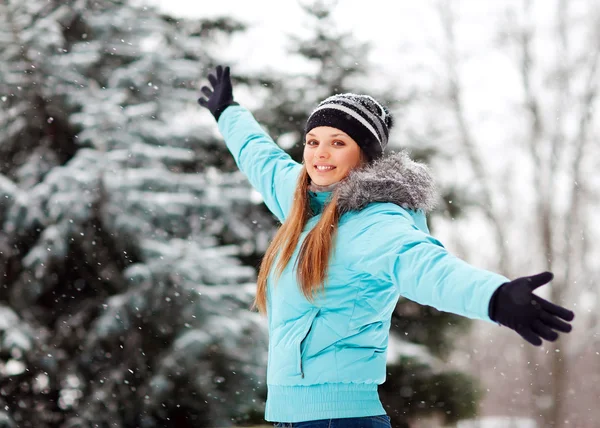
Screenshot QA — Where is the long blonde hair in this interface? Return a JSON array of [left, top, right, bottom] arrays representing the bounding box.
[[252, 167, 342, 314]]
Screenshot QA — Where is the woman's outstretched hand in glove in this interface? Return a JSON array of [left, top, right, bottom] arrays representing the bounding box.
[[198, 65, 238, 121], [488, 272, 575, 346]]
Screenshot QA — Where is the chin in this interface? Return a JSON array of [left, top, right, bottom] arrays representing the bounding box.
[[308, 171, 343, 186], [314, 179, 338, 186]]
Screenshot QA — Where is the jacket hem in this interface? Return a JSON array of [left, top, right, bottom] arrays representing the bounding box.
[[264, 383, 385, 423]]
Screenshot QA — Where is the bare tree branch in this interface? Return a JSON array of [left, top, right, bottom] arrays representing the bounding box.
[[548, 0, 569, 197], [565, 21, 600, 357], [564, 41, 599, 288], [438, 0, 510, 273], [517, 0, 555, 272]]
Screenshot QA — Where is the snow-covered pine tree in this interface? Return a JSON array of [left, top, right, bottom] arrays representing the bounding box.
[[0, 1, 271, 426], [249, 2, 482, 426], [250, 0, 377, 162]]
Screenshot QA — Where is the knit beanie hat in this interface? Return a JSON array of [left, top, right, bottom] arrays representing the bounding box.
[[305, 93, 394, 162]]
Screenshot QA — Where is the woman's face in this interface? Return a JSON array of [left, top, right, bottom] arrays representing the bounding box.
[[303, 126, 364, 186]]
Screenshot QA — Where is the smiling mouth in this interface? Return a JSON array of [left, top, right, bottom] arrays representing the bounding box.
[[314, 166, 336, 172]]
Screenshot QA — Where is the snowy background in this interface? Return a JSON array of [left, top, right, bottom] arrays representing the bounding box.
[[0, 0, 598, 427]]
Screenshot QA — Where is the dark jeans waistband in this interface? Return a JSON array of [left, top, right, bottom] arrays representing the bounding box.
[[274, 415, 391, 428]]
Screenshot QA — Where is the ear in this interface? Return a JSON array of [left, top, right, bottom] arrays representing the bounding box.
[[359, 149, 369, 166]]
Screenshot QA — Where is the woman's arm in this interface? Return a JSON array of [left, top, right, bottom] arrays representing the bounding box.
[[360, 208, 573, 345], [198, 66, 302, 222], [361, 210, 507, 322], [218, 105, 301, 222]]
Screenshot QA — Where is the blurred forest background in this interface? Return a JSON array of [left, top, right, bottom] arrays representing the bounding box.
[[0, 0, 598, 427]]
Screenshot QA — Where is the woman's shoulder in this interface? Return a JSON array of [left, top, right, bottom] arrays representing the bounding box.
[[336, 203, 438, 268], [344, 202, 421, 227], [340, 201, 431, 241]]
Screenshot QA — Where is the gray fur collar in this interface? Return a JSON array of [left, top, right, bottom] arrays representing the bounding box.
[[333, 150, 437, 214]]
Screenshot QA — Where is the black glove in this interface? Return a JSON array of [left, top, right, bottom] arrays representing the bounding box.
[[488, 272, 574, 346], [198, 65, 238, 121]]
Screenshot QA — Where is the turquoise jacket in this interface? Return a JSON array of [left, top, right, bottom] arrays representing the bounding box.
[[217, 105, 509, 423]]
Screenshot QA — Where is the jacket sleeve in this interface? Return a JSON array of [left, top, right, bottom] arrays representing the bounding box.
[[360, 209, 508, 322], [217, 105, 302, 223]]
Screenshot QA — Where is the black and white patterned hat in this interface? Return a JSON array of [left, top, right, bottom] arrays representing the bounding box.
[[305, 93, 394, 162]]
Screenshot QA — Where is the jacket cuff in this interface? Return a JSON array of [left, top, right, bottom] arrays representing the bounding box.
[[214, 102, 239, 121]]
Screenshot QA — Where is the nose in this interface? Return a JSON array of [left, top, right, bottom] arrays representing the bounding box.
[[315, 144, 330, 159]]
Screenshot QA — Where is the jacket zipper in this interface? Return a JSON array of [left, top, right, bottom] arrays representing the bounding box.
[[298, 308, 320, 379], [300, 343, 306, 378]]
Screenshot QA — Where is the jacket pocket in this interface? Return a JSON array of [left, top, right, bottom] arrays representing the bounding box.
[[296, 307, 320, 378]]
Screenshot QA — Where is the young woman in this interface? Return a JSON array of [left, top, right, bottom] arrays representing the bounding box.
[[198, 66, 574, 428]]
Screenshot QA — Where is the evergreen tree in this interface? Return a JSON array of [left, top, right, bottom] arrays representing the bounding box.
[[251, 0, 380, 162], [250, 1, 481, 426], [0, 1, 271, 426]]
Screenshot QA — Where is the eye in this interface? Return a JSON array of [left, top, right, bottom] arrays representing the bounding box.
[[305, 139, 318, 146], [333, 140, 345, 146]]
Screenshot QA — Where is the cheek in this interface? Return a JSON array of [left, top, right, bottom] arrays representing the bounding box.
[[339, 151, 361, 170], [303, 148, 312, 163]]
